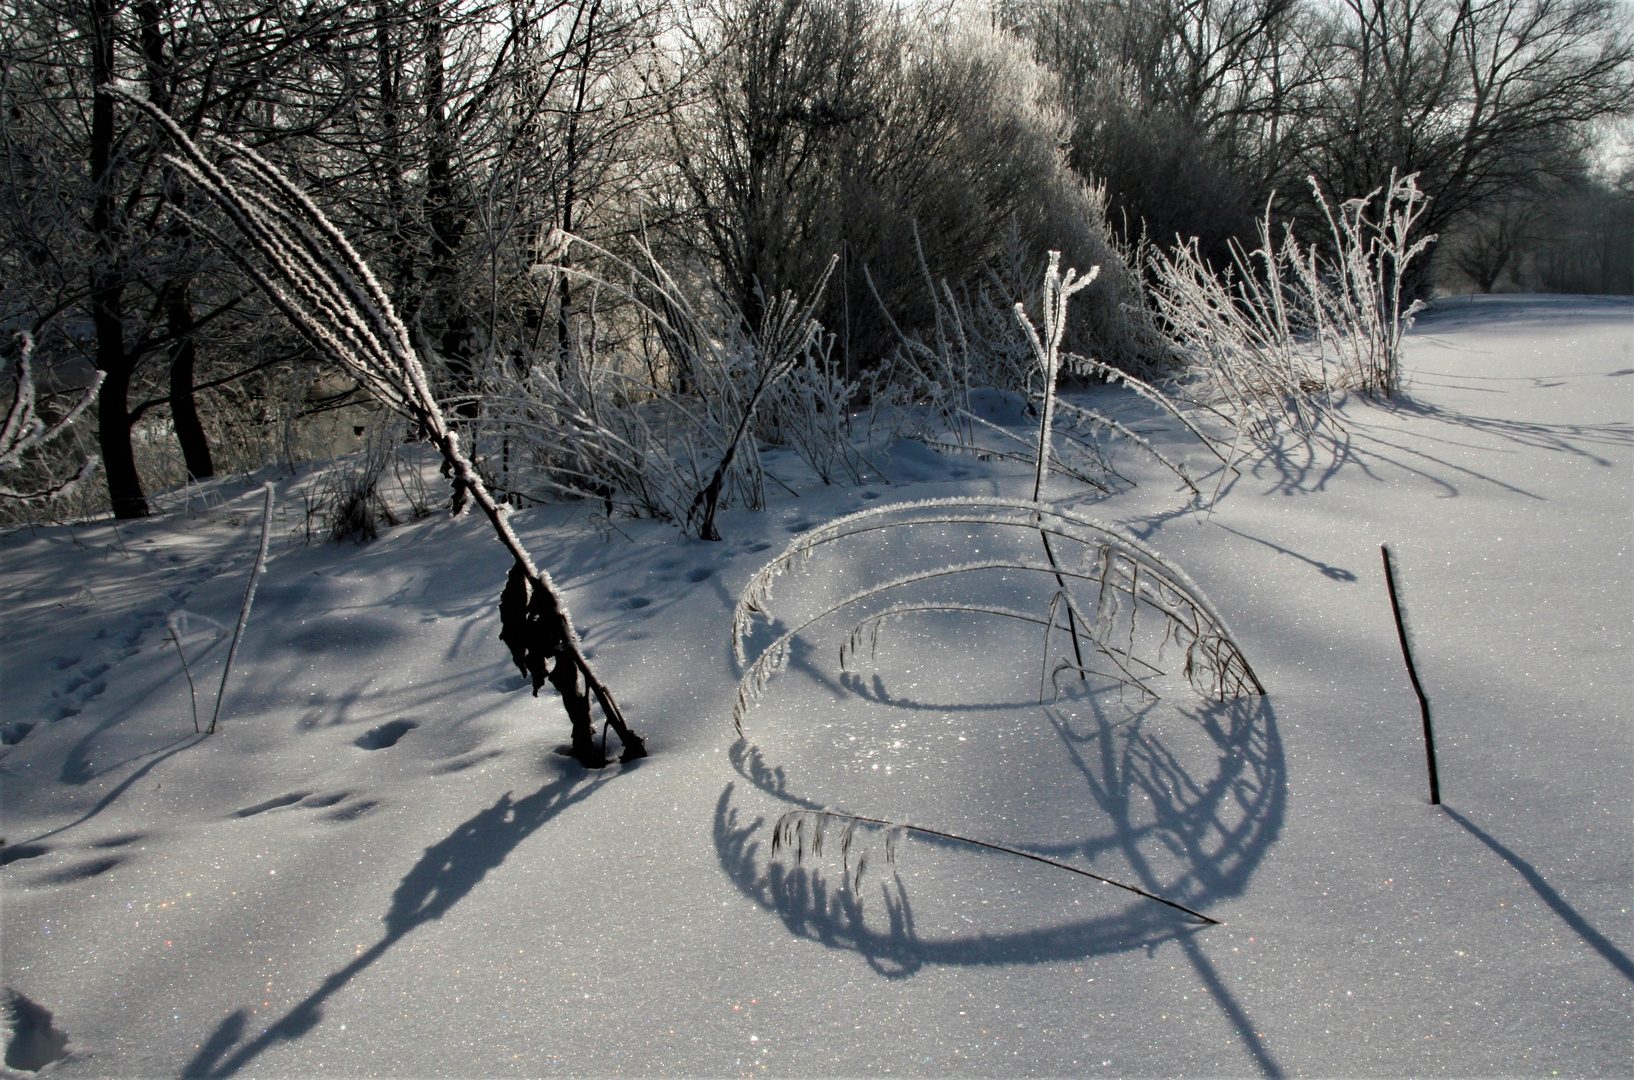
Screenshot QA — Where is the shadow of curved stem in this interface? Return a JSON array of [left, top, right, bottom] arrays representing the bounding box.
[[716, 691, 1286, 1073]]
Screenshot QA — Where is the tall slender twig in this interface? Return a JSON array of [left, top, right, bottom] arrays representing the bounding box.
[[210, 483, 273, 734], [1381, 543, 1439, 804], [1016, 255, 1100, 680]]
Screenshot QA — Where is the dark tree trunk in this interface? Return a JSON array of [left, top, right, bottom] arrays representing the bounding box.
[[96, 364, 148, 519], [139, 2, 212, 479], [167, 289, 213, 480], [421, 0, 477, 416], [90, 0, 147, 518]]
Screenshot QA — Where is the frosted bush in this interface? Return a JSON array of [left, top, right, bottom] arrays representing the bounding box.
[[1150, 173, 1436, 438]]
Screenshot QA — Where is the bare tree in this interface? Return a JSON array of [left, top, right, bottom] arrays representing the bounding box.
[[0, 0, 373, 516], [1299, 0, 1634, 254]]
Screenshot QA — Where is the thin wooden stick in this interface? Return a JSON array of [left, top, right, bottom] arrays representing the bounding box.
[[166, 615, 199, 733], [210, 484, 274, 734], [1381, 544, 1440, 804]]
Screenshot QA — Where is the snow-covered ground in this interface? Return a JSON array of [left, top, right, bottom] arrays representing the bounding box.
[[2, 294, 1629, 1078]]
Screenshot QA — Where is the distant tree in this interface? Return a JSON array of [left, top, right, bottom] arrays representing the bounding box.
[[1297, 0, 1634, 265], [0, 0, 371, 515], [661, 0, 1139, 369]]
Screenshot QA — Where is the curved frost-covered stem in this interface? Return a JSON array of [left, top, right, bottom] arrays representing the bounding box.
[[731, 498, 1263, 731], [114, 90, 643, 766]]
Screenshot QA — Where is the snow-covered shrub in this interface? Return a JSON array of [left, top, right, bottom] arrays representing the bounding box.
[[1150, 173, 1436, 437], [305, 425, 411, 544], [119, 90, 644, 766]]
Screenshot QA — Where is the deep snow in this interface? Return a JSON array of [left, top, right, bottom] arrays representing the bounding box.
[[1, 294, 1629, 1077]]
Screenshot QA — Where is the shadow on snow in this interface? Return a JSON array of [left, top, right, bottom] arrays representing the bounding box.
[[181, 760, 623, 1078], [715, 692, 1287, 1075]]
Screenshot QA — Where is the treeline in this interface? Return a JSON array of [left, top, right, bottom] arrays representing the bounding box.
[[1, 0, 1629, 520]]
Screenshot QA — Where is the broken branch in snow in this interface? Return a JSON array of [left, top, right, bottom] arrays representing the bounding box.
[[1381, 543, 1440, 804]]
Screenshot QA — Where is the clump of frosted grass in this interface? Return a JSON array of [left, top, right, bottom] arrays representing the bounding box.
[[1150, 172, 1435, 439]]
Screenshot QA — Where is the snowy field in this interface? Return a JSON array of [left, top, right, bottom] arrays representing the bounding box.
[[1, 294, 1629, 1078]]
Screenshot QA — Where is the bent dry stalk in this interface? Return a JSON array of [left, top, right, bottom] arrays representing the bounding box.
[[166, 614, 200, 733], [115, 89, 644, 766]]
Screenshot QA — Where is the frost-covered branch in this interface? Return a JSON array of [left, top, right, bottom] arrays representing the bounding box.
[[0, 332, 104, 503], [114, 89, 644, 766]]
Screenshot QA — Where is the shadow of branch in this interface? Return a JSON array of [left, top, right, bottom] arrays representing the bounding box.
[[1441, 805, 1633, 984], [182, 764, 615, 1077]]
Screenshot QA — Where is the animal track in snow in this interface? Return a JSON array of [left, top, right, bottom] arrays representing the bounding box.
[[683, 567, 714, 583], [325, 800, 379, 822], [621, 596, 652, 611], [43, 600, 174, 723], [299, 791, 351, 808], [1, 723, 35, 746], [234, 792, 313, 817], [355, 720, 417, 750]]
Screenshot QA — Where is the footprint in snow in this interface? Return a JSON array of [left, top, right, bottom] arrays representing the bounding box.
[[354, 720, 417, 750], [682, 567, 714, 583], [235, 790, 369, 821], [235, 792, 313, 817], [621, 596, 652, 611], [89, 833, 144, 849], [434, 749, 503, 775], [35, 856, 123, 885], [325, 800, 379, 822], [4, 990, 69, 1072]]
